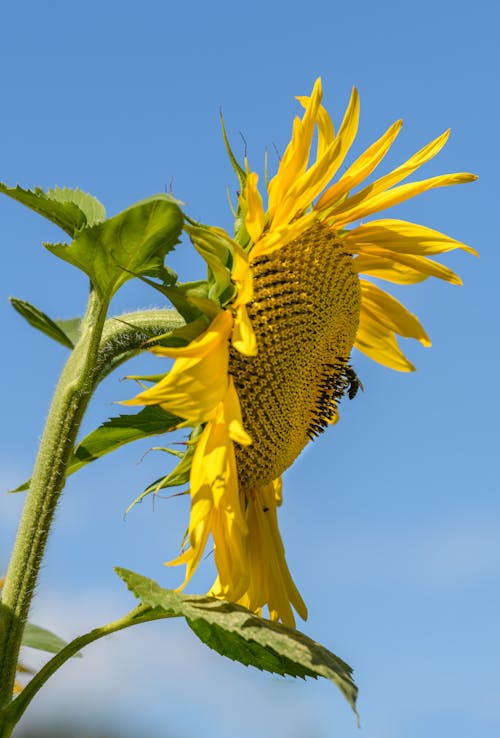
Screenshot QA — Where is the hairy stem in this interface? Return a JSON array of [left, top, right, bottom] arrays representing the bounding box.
[[0, 288, 107, 713], [95, 308, 185, 382], [0, 302, 185, 731]]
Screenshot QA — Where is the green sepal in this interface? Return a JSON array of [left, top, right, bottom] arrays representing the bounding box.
[[10, 298, 77, 349], [219, 111, 246, 190], [44, 195, 183, 300], [116, 568, 358, 719], [11, 406, 181, 492], [22, 623, 80, 657], [140, 277, 217, 324], [0, 184, 105, 236], [187, 225, 236, 303]]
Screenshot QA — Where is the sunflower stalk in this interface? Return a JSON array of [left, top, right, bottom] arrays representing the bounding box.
[[0, 294, 185, 731], [0, 287, 108, 720]]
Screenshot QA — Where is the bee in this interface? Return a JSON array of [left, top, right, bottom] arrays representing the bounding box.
[[344, 365, 364, 400]]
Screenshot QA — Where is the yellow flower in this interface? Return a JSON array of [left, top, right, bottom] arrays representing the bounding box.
[[126, 79, 476, 628]]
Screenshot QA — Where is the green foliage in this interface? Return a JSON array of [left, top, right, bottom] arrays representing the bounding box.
[[124, 427, 201, 513], [64, 407, 181, 477], [46, 187, 106, 227], [11, 407, 181, 493], [21, 623, 77, 657], [187, 226, 235, 302], [116, 568, 359, 718], [45, 195, 183, 300], [10, 298, 77, 349], [0, 184, 105, 236], [55, 318, 83, 346]]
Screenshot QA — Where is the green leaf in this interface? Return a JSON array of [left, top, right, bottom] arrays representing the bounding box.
[[11, 406, 181, 493], [45, 195, 183, 299], [0, 183, 105, 236], [54, 317, 82, 346], [116, 568, 359, 718], [124, 427, 200, 514], [22, 623, 79, 657], [138, 277, 212, 324], [68, 406, 181, 476], [46, 186, 106, 227], [10, 298, 76, 348]]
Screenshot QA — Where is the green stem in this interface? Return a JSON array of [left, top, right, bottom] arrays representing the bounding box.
[[0, 288, 108, 714], [1, 606, 176, 737], [95, 308, 185, 382]]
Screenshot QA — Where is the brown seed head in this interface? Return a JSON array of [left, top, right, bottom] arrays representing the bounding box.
[[230, 223, 361, 491]]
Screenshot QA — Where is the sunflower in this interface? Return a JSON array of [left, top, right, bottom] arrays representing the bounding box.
[[124, 78, 476, 628]]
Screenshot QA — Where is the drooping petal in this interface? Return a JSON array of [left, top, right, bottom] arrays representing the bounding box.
[[355, 307, 416, 372], [167, 379, 250, 594], [212, 478, 307, 628], [359, 280, 431, 346]]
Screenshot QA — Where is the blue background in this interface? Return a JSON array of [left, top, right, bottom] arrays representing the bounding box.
[[1, 1, 498, 736]]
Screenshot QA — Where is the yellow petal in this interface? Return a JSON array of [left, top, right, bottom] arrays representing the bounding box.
[[225, 377, 252, 446], [229, 242, 257, 356], [243, 172, 266, 243], [352, 255, 429, 284], [317, 119, 402, 211], [355, 308, 416, 371], [271, 136, 344, 229], [360, 280, 431, 346], [245, 482, 307, 627], [334, 129, 451, 218], [287, 88, 360, 222], [267, 78, 323, 216], [334, 172, 477, 227], [250, 210, 318, 259], [353, 244, 462, 284], [167, 382, 250, 593], [232, 305, 257, 356], [345, 218, 478, 256], [297, 98, 335, 158], [123, 310, 233, 425]]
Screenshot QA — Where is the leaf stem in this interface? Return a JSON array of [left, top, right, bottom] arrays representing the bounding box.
[[0, 288, 107, 714], [0, 606, 175, 737], [95, 308, 185, 382]]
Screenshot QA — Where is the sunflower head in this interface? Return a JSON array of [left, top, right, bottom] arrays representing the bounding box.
[[124, 79, 476, 627]]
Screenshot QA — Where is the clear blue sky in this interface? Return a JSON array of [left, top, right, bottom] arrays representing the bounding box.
[[1, 1, 498, 737]]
